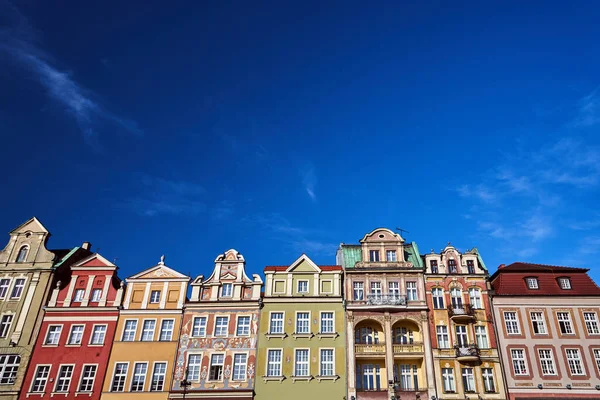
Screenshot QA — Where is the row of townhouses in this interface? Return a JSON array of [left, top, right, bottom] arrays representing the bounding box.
[[1, 218, 599, 400]]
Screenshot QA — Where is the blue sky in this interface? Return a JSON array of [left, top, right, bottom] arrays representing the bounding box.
[[1, 0, 599, 283]]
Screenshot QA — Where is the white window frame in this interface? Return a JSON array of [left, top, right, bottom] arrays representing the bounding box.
[[122, 319, 137, 341], [526, 277, 538, 289], [54, 364, 75, 393], [504, 311, 520, 334], [214, 316, 229, 337], [209, 353, 225, 381], [9, 278, 26, 299], [191, 316, 207, 337], [432, 288, 444, 309], [353, 281, 364, 300], [90, 288, 102, 302], [442, 367, 455, 393], [319, 348, 335, 377], [232, 353, 248, 381], [482, 367, 495, 393], [77, 364, 98, 392], [320, 311, 334, 334], [266, 348, 283, 377], [0, 279, 11, 299], [44, 325, 62, 345], [30, 364, 51, 393], [297, 280, 309, 294], [0, 354, 20, 384], [369, 250, 380, 262], [468, 288, 482, 309], [583, 312, 600, 335], [150, 361, 168, 391], [593, 349, 600, 375], [187, 353, 202, 381], [0, 314, 13, 338], [90, 324, 107, 345], [149, 290, 161, 303], [295, 311, 310, 334], [130, 362, 148, 392], [294, 348, 310, 377], [538, 349, 557, 375], [221, 283, 233, 297], [67, 325, 85, 345], [557, 311, 574, 334], [558, 277, 571, 289], [269, 312, 284, 334], [16, 245, 29, 263], [436, 325, 449, 349], [511, 349, 528, 375], [236, 315, 251, 336], [159, 319, 174, 341], [386, 250, 397, 262], [73, 289, 85, 302], [406, 281, 417, 301], [462, 367, 476, 393], [565, 348, 585, 376], [530, 311, 547, 334], [475, 325, 488, 349], [110, 362, 129, 392], [140, 319, 156, 341]]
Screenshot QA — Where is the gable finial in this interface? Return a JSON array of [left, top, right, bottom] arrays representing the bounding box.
[[159, 255, 165, 265]]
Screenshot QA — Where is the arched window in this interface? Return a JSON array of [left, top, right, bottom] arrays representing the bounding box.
[[393, 327, 414, 344], [16, 246, 28, 263], [355, 327, 379, 344], [450, 288, 463, 307]]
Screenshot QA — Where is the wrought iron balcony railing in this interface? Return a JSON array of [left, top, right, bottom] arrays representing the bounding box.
[[448, 303, 475, 317], [455, 343, 480, 358], [366, 294, 407, 305]]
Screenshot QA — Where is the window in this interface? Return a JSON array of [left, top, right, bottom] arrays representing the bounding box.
[[150, 290, 161, 303], [54, 365, 74, 392], [296, 312, 310, 334], [526, 277, 538, 289], [482, 368, 495, 392], [442, 368, 455, 392], [584, 312, 600, 334], [475, 326, 488, 349], [68, 325, 84, 345], [141, 320, 156, 341], [78, 365, 97, 392], [237, 316, 250, 336], [0, 355, 20, 384], [110, 363, 128, 392], [356, 327, 379, 344], [0, 279, 10, 298], [221, 283, 232, 297], [538, 349, 556, 375], [214, 316, 229, 337], [430, 260, 439, 274], [450, 288, 462, 307], [511, 349, 528, 375], [232, 354, 247, 381], [320, 349, 334, 376], [192, 317, 207, 337], [90, 325, 106, 345], [73, 289, 85, 302], [353, 282, 364, 300], [130, 363, 147, 391], [209, 354, 224, 381], [359, 364, 381, 390], [432, 288, 444, 309], [594, 349, 600, 374], [187, 354, 202, 381], [320, 312, 334, 334], [504, 312, 520, 334], [396, 364, 418, 390], [436, 326, 449, 348], [0, 315, 13, 338], [530, 312, 547, 334], [10, 279, 25, 299], [31, 365, 50, 392], [558, 277, 571, 290], [467, 260, 475, 274], [455, 325, 468, 347], [565, 349, 584, 375], [150, 362, 167, 391], [462, 368, 475, 392], [122, 320, 137, 341], [369, 250, 380, 262], [557, 312, 573, 334], [389, 282, 400, 298], [386, 250, 397, 261], [16, 246, 28, 262], [45, 325, 62, 345], [295, 349, 309, 376], [267, 349, 282, 376], [90, 289, 102, 302], [406, 281, 417, 301], [297, 280, 308, 294], [448, 259, 457, 273], [269, 313, 284, 334], [160, 319, 174, 341], [468, 288, 482, 309], [394, 327, 414, 344], [370, 281, 382, 297]]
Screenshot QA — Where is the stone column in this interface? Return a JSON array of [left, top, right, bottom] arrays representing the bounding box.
[[81, 275, 95, 307], [384, 313, 394, 389], [347, 313, 356, 398], [421, 311, 437, 398]]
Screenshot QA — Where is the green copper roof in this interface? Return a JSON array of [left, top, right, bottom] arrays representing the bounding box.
[[406, 241, 424, 268], [340, 245, 362, 269], [53, 246, 80, 268], [473, 247, 488, 272]]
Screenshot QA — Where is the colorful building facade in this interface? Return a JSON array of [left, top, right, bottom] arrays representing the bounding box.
[[423, 245, 505, 400], [19, 252, 123, 399], [337, 228, 435, 400], [101, 257, 189, 400], [490, 262, 600, 400], [170, 249, 263, 399], [0, 218, 89, 400], [255, 254, 346, 400]]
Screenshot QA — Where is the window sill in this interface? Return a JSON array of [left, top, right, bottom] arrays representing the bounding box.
[[265, 333, 287, 340], [291, 375, 313, 382], [65, 344, 82, 347], [316, 332, 339, 340], [25, 393, 45, 398], [88, 344, 104, 347], [262, 375, 285, 383], [315, 375, 339, 382], [292, 333, 314, 340], [50, 392, 70, 397], [74, 392, 93, 397], [42, 344, 59, 348]]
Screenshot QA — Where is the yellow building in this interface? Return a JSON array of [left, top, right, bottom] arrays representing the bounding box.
[[101, 256, 189, 400]]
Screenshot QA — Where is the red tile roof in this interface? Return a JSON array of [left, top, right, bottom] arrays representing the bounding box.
[[491, 262, 600, 296], [264, 265, 342, 272]]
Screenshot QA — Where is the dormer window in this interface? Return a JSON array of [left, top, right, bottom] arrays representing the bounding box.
[[430, 260, 439, 274], [369, 250, 380, 262], [16, 246, 28, 263], [558, 277, 571, 290], [526, 277, 538, 289], [448, 259, 457, 274], [467, 260, 475, 274], [386, 250, 397, 262], [297, 280, 308, 294], [150, 290, 161, 303], [91, 289, 102, 302], [73, 289, 85, 302], [221, 283, 232, 297]]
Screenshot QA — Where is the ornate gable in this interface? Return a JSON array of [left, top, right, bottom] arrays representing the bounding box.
[[128, 256, 189, 281], [286, 254, 321, 273]]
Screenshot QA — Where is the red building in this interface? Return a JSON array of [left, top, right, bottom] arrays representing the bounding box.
[[19, 253, 124, 399]]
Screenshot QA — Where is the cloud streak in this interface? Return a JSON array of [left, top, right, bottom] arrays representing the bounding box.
[[0, 1, 141, 149], [299, 162, 317, 202]]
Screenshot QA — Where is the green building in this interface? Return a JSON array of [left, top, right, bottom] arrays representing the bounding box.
[[255, 254, 346, 400]]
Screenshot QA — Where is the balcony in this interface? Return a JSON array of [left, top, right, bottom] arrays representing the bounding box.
[[455, 344, 480, 362], [448, 304, 475, 322], [355, 261, 414, 269], [366, 294, 407, 306], [355, 343, 386, 355], [392, 342, 424, 355]]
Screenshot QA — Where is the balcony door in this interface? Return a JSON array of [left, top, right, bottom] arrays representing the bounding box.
[[394, 364, 418, 390], [356, 327, 379, 344], [357, 364, 381, 391], [455, 325, 468, 347], [450, 288, 463, 307]]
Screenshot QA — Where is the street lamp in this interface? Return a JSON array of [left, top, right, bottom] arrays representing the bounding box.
[[180, 367, 192, 399]]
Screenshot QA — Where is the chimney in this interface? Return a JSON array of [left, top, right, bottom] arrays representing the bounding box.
[[82, 242, 92, 251], [498, 263, 505, 269]]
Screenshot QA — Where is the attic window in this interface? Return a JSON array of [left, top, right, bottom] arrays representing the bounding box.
[[526, 277, 538, 289], [378, 234, 385, 238], [16, 246, 28, 263], [558, 277, 571, 290]]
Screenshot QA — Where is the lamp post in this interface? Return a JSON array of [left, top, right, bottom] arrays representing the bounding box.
[[180, 367, 191, 400]]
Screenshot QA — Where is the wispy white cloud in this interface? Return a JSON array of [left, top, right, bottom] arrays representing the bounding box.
[[0, 1, 141, 149], [299, 162, 317, 202], [572, 87, 600, 127]]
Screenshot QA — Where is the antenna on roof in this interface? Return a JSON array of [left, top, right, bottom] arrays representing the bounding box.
[[396, 227, 409, 238]]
